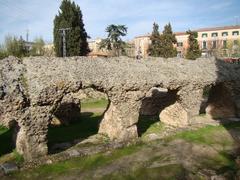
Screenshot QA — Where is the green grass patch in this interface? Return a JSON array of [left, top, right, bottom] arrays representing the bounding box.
[[167, 122, 240, 147], [137, 115, 160, 136], [102, 164, 186, 180], [11, 144, 142, 179], [48, 113, 102, 147], [199, 151, 238, 175], [81, 98, 108, 109]]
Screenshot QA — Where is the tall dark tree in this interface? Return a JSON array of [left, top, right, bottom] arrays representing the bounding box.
[[186, 30, 201, 60], [158, 23, 177, 58], [99, 24, 127, 56], [149, 23, 177, 58], [148, 23, 162, 57], [54, 0, 90, 57]]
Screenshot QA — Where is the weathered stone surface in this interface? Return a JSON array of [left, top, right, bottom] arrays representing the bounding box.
[[140, 88, 177, 116], [0, 56, 240, 160], [77, 88, 107, 100], [160, 102, 189, 127], [205, 83, 237, 119], [53, 93, 81, 125], [0, 163, 18, 174]]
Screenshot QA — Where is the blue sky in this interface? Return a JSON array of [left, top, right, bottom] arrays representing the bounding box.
[[0, 0, 239, 43]]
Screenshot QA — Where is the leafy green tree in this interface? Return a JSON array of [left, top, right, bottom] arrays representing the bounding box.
[[99, 24, 127, 56], [54, 0, 90, 57], [5, 35, 28, 58], [148, 23, 162, 57], [186, 30, 201, 60], [148, 23, 177, 58], [227, 39, 240, 57], [30, 37, 45, 56]]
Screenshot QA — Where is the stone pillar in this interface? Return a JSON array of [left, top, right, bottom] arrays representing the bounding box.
[[16, 106, 50, 160], [160, 87, 204, 127], [99, 91, 144, 141]]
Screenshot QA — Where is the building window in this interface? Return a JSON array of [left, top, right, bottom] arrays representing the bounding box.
[[212, 33, 218, 37], [223, 40, 227, 49], [202, 33, 208, 38], [212, 41, 217, 49], [177, 42, 183, 47], [202, 41, 207, 49], [232, 31, 239, 36], [222, 32, 228, 37]]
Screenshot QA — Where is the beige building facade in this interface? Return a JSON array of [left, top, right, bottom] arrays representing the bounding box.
[[134, 25, 240, 58]]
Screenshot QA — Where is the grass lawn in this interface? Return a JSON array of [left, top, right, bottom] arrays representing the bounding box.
[[9, 144, 143, 180], [167, 122, 240, 146], [81, 98, 109, 109], [48, 113, 102, 147]]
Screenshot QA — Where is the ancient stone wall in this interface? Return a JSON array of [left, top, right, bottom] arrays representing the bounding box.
[[0, 56, 240, 160]]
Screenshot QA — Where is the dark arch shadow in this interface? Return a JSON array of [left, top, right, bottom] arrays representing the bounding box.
[[47, 91, 109, 154], [0, 120, 19, 157], [137, 88, 178, 136]]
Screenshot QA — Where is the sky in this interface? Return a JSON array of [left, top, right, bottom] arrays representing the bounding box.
[[0, 0, 240, 43]]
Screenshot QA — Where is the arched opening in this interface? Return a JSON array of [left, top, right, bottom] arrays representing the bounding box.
[[137, 87, 178, 137], [0, 120, 19, 158], [47, 88, 109, 154], [200, 83, 237, 120]]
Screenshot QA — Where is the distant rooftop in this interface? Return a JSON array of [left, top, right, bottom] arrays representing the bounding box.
[[135, 25, 240, 38]]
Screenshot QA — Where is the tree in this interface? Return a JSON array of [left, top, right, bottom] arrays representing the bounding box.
[[5, 35, 28, 58], [99, 24, 127, 56], [30, 37, 45, 56], [186, 30, 201, 60], [148, 23, 177, 58], [0, 44, 8, 60], [148, 23, 162, 57], [159, 23, 177, 58], [53, 0, 90, 57], [227, 39, 240, 57]]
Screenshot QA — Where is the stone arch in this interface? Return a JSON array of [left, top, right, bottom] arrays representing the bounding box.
[[47, 87, 110, 154], [137, 87, 179, 136], [202, 83, 237, 119]]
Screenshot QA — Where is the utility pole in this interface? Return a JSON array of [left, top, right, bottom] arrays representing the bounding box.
[[58, 28, 71, 57]]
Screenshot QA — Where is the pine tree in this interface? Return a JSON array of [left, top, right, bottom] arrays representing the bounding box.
[[148, 23, 161, 57], [99, 24, 127, 56], [186, 30, 201, 60], [53, 0, 90, 57]]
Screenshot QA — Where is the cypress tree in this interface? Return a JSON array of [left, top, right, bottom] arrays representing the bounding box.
[[54, 0, 90, 57], [186, 30, 201, 60], [148, 23, 161, 57], [148, 23, 177, 58], [158, 23, 177, 58]]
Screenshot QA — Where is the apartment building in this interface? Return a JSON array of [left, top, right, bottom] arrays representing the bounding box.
[[134, 25, 240, 58]]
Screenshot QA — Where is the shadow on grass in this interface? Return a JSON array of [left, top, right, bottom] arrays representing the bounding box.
[[47, 112, 103, 154], [137, 115, 160, 137], [0, 127, 14, 157]]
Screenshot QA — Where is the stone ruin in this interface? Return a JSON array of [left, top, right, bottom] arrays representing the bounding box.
[[0, 56, 240, 160]]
